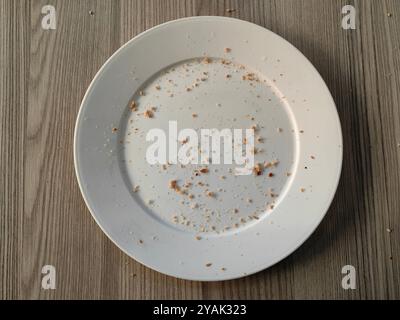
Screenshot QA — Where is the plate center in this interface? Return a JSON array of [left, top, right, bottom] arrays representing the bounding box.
[[120, 58, 298, 234]]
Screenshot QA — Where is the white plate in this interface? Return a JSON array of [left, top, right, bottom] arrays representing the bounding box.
[[74, 16, 342, 281]]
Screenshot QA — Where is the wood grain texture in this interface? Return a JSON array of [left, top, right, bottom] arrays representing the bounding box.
[[0, 0, 399, 299]]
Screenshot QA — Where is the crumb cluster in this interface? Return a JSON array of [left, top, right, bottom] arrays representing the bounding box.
[[119, 47, 311, 236]]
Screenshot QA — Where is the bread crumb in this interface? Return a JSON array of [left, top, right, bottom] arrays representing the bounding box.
[[206, 191, 215, 198], [271, 160, 279, 167], [130, 101, 137, 111], [253, 163, 264, 176], [199, 167, 209, 174], [242, 72, 256, 81], [224, 47, 231, 53], [133, 185, 140, 192], [195, 236, 202, 240], [169, 180, 178, 189], [202, 57, 211, 64], [112, 127, 118, 133], [205, 263, 212, 267], [251, 124, 259, 132], [300, 188, 306, 192], [143, 109, 154, 118]]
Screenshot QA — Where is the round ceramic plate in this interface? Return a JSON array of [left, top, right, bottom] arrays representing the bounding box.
[[74, 16, 342, 281]]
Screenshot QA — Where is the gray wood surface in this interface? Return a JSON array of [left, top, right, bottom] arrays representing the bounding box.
[[1, 0, 399, 299]]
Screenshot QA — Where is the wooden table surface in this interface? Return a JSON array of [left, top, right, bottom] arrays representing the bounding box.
[[1, 0, 400, 300]]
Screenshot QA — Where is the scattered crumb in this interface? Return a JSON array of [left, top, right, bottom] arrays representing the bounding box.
[[138, 239, 143, 244], [195, 236, 202, 240], [139, 90, 145, 96], [155, 85, 161, 90], [242, 72, 257, 81], [268, 172, 274, 177], [300, 188, 306, 192], [271, 160, 279, 167], [224, 47, 231, 53], [253, 163, 264, 176], [143, 109, 154, 118], [205, 263, 212, 267], [130, 101, 137, 111], [133, 185, 140, 192], [251, 124, 259, 132], [386, 228, 392, 233], [112, 127, 118, 133], [202, 57, 211, 64], [169, 180, 178, 189], [181, 137, 189, 144], [226, 8, 236, 13], [199, 167, 209, 174], [221, 267, 227, 271], [192, 113, 198, 118], [206, 191, 215, 198]]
